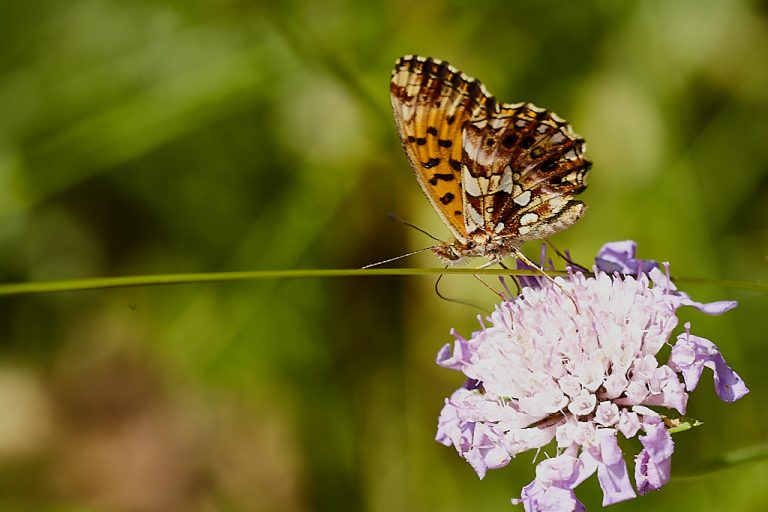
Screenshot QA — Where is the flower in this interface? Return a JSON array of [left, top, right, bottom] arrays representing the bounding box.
[[436, 242, 748, 511], [594, 240, 658, 276]]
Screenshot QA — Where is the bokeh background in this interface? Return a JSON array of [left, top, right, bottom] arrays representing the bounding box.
[[0, 0, 766, 510]]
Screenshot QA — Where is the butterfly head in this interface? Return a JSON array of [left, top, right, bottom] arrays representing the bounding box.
[[431, 241, 467, 265], [431, 236, 523, 266]]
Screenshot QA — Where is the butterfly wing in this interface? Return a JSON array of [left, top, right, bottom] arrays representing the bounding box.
[[460, 102, 590, 241], [390, 55, 496, 243]]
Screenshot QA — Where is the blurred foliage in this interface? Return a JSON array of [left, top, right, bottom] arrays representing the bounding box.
[[0, 0, 766, 510]]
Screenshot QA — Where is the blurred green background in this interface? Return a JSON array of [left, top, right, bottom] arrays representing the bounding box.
[[0, 0, 766, 510]]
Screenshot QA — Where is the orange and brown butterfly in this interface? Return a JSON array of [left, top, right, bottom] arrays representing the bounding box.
[[390, 55, 591, 264]]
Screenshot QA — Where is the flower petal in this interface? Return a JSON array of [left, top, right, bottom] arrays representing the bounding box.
[[504, 426, 557, 457], [683, 299, 738, 316], [648, 267, 738, 316], [634, 419, 674, 494], [436, 330, 472, 370], [669, 329, 750, 402], [617, 410, 641, 439], [595, 402, 620, 427], [535, 454, 580, 486], [465, 422, 511, 479], [591, 429, 636, 505], [435, 395, 471, 451], [595, 240, 658, 275], [513, 479, 586, 512]]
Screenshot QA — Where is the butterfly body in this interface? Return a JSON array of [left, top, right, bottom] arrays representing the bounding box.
[[390, 55, 590, 264]]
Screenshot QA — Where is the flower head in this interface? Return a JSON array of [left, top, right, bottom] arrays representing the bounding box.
[[436, 242, 748, 511]]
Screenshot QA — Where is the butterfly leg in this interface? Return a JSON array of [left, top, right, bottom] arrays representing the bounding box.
[[513, 248, 581, 313], [471, 273, 505, 299], [466, 260, 507, 298], [475, 259, 498, 270], [434, 270, 488, 310]]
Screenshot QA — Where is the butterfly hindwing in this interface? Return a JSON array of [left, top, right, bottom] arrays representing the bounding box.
[[461, 103, 590, 241]]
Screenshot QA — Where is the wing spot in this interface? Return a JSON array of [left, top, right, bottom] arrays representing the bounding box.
[[467, 80, 482, 98], [520, 213, 539, 225], [485, 138, 495, 147], [438, 139, 453, 148], [521, 136, 536, 149], [416, 137, 427, 145], [541, 159, 559, 171], [550, 132, 566, 144], [427, 126, 438, 136], [502, 134, 517, 148], [428, 173, 454, 185], [447, 114, 456, 125], [514, 190, 532, 206], [422, 158, 441, 169], [407, 136, 416, 143], [439, 192, 455, 205], [454, 210, 462, 216], [449, 159, 461, 172]]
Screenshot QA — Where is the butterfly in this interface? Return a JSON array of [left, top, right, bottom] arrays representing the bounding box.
[[390, 55, 591, 264]]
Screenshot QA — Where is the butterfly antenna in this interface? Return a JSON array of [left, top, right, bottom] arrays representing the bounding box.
[[362, 246, 433, 269], [388, 212, 442, 243], [434, 273, 488, 312], [545, 240, 590, 273], [471, 259, 509, 297]]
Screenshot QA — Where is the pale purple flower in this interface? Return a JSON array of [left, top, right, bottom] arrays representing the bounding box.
[[436, 242, 748, 511], [594, 240, 658, 275]]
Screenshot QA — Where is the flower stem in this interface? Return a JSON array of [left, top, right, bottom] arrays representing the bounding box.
[[0, 269, 764, 296]]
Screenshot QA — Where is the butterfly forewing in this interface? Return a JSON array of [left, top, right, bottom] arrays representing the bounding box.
[[390, 56, 495, 242]]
